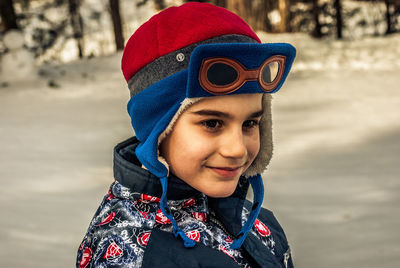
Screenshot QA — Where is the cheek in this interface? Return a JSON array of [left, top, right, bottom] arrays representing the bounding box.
[[175, 132, 214, 162], [247, 132, 261, 161], [166, 128, 214, 172]]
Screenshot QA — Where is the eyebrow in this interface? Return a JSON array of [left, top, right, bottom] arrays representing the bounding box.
[[191, 109, 264, 119]]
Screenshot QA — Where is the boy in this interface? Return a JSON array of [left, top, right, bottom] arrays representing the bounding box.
[[77, 2, 296, 268]]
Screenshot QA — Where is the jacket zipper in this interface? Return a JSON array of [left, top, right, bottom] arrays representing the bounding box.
[[283, 247, 291, 268], [208, 210, 236, 240]]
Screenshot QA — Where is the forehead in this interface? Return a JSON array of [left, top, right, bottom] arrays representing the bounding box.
[[186, 93, 264, 114]]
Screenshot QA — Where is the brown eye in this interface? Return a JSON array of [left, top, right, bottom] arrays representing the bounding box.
[[243, 120, 259, 129], [202, 119, 222, 129]]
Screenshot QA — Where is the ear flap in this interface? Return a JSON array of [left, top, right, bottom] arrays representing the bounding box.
[[243, 94, 273, 177], [157, 98, 202, 175]]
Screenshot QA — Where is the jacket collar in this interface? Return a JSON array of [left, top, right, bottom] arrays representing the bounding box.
[[113, 137, 250, 237]]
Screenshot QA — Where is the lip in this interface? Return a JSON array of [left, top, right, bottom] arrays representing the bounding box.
[[207, 165, 244, 178]]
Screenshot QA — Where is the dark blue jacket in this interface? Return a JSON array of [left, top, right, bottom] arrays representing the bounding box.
[[76, 137, 293, 267]]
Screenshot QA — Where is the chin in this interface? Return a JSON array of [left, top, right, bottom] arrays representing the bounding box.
[[205, 187, 236, 198]]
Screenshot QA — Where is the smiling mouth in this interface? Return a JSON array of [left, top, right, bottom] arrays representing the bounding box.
[[207, 165, 244, 178]]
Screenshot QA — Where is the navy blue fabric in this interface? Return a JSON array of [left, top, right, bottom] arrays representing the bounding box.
[[142, 229, 240, 268], [244, 203, 294, 268]]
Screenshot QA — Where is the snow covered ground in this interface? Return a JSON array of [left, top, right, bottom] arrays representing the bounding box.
[[0, 32, 399, 267]]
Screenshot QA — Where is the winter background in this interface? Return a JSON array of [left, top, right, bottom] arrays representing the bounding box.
[[0, 0, 399, 267]]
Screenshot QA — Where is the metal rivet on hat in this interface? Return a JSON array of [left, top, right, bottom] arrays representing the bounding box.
[[176, 53, 185, 62]]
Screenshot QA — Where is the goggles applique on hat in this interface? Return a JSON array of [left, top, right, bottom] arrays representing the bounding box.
[[187, 43, 295, 97], [199, 55, 284, 95], [127, 42, 296, 249]]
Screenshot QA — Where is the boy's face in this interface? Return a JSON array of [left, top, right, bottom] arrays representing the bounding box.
[[160, 93, 263, 198]]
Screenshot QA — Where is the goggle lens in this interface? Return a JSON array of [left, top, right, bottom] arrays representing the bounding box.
[[261, 61, 280, 84], [206, 62, 238, 86]]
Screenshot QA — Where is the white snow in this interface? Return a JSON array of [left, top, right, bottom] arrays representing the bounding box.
[[0, 31, 399, 267]]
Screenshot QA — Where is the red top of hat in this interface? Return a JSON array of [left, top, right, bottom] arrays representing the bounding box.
[[121, 2, 260, 82]]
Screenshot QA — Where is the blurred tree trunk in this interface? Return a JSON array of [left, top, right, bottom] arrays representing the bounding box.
[[385, 0, 393, 34], [109, 0, 124, 51], [334, 0, 343, 39], [153, 0, 166, 10], [210, 0, 226, 7], [311, 0, 322, 37], [68, 0, 84, 58], [225, 0, 271, 32], [278, 0, 291, 32], [226, 0, 251, 28], [0, 0, 18, 32], [226, 0, 244, 17]]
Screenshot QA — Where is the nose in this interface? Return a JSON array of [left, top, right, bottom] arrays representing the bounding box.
[[219, 128, 247, 160]]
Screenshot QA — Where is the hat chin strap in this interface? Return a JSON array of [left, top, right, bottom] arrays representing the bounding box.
[[159, 176, 196, 248], [230, 174, 264, 249]]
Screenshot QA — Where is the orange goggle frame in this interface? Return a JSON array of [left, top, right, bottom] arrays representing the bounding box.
[[199, 55, 286, 95]]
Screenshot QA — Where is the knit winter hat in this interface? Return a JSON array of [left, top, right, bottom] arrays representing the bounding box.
[[121, 2, 296, 249]]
